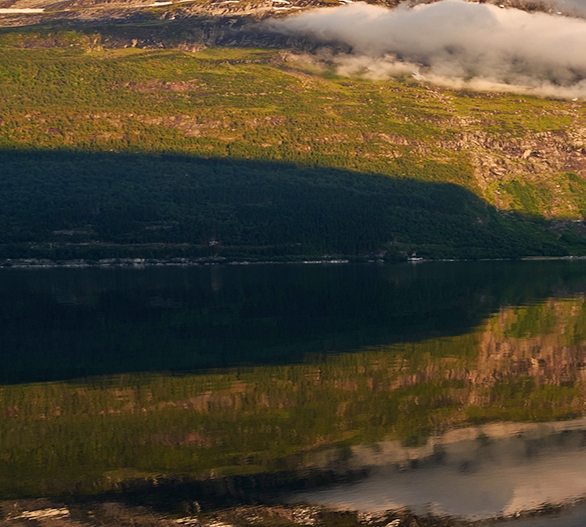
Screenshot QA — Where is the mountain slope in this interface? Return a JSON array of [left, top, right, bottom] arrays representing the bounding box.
[[2, 38, 586, 259]]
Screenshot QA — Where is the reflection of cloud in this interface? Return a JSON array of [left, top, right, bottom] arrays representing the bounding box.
[[295, 419, 586, 519], [269, 0, 586, 98], [540, 0, 586, 17]]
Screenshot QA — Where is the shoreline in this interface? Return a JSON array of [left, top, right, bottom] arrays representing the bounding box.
[[1, 498, 583, 527], [0, 256, 353, 269], [2, 255, 586, 269]]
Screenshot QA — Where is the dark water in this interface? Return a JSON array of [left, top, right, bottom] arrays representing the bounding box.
[[4, 261, 586, 523]]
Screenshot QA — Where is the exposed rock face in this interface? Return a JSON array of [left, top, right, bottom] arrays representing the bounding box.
[[0, 0, 307, 27], [0, 0, 572, 29], [445, 104, 586, 217]]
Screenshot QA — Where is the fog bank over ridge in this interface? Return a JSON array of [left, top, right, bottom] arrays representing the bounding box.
[[269, 0, 586, 97]]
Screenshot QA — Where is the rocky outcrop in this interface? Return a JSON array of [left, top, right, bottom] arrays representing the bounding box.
[[0, 0, 576, 29]]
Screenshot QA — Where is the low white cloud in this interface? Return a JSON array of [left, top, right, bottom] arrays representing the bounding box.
[[269, 0, 586, 97]]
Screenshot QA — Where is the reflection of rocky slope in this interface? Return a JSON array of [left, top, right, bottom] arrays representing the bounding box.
[[381, 297, 586, 389], [477, 298, 586, 385], [298, 297, 586, 519]]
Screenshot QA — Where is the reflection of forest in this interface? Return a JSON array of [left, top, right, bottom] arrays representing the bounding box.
[[5, 261, 586, 384], [3, 297, 586, 499]]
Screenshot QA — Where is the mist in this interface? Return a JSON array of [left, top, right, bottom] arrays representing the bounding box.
[[269, 0, 586, 97], [540, 0, 586, 17]]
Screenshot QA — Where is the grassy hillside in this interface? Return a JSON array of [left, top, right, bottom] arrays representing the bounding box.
[[2, 28, 586, 259]]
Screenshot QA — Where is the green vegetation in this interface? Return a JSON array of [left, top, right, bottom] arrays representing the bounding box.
[[1, 294, 586, 499], [1, 27, 586, 259]]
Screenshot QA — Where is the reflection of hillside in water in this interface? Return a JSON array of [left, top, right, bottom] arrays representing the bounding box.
[[4, 293, 586, 515], [5, 261, 586, 384]]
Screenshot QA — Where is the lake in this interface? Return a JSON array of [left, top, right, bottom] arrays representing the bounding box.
[[4, 261, 586, 526]]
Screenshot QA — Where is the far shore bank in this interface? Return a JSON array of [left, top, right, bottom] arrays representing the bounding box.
[[3, 254, 586, 269]]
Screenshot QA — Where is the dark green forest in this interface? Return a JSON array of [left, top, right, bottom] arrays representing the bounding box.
[[1, 151, 581, 261]]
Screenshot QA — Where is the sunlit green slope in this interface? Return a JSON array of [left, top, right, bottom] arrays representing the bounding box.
[[2, 31, 586, 258]]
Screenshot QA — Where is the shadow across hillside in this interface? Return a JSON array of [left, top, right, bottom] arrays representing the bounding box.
[[0, 149, 581, 260]]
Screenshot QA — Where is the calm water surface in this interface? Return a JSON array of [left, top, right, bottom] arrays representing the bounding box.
[[4, 261, 586, 524]]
